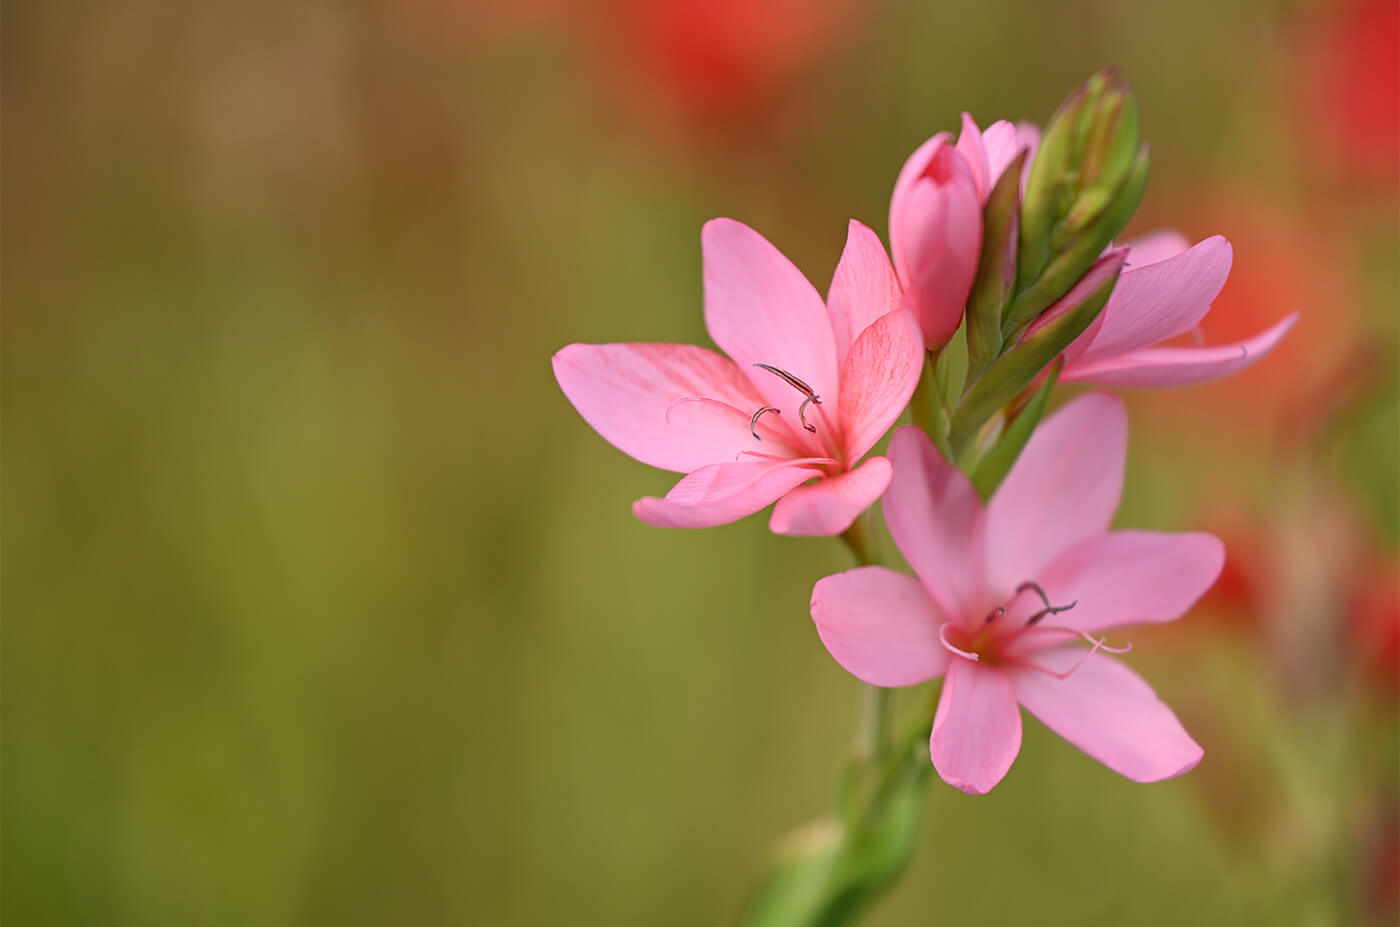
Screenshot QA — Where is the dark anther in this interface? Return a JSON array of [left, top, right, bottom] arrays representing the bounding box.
[[983, 606, 1006, 624], [1017, 581, 1077, 626], [753, 363, 822, 434], [749, 406, 780, 440]]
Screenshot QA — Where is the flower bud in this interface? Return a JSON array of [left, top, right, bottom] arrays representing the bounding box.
[[1005, 67, 1149, 337], [952, 247, 1127, 452], [889, 134, 982, 350]]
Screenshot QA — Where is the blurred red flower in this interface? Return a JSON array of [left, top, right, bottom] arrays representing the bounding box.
[[1294, 0, 1400, 189]]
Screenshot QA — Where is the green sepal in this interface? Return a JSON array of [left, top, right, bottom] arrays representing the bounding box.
[[950, 248, 1126, 456], [909, 348, 955, 461], [1002, 144, 1148, 338], [1010, 68, 1147, 337], [965, 150, 1027, 382], [969, 358, 1061, 501]]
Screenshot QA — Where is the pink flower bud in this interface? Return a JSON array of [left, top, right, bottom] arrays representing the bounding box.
[[889, 134, 982, 350]]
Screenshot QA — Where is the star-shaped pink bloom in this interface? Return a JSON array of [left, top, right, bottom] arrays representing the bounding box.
[[811, 393, 1224, 793], [553, 218, 923, 536]]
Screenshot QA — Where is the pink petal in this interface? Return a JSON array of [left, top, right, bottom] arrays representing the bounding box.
[[837, 307, 924, 462], [1122, 229, 1191, 268], [1069, 236, 1233, 367], [984, 393, 1126, 597], [702, 218, 841, 422], [890, 133, 951, 256], [769, 457, 892, 537], [825, 220, 903, 366], [956, 113, 1032, 202], [1060, 314, 1299, 388], [633, 458, 825, 529], [983, 120, 1036, 195], [889, 136, 982, 348], [1014, 531, 1224, 643], [883, 427, 986, 623], [954, 112, 991, 200], [553, 342, 768, 472], [930, 658, 1022, 794], [1010, 649, 1203, 782], [811, 565, 949, 686]]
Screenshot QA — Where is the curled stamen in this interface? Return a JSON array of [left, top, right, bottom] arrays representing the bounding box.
[[983, 606, 1006, 624], [1013, 631, 1132, 679], [753, 363, 824, 434], [938, 623, 980, 662], [664, 396, 705, 424], [749, 406, 780, 440], [1016, 580, 1077, 626], [797, 395, 822, 433]]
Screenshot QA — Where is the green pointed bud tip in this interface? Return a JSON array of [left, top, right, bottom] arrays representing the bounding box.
[[1019, 68, 1141, 289]]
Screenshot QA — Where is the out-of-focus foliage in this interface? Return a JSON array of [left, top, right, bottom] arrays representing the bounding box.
[[4, 0, 1395, 924]]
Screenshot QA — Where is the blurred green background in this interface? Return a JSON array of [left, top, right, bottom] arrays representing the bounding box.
[[5, 0, 1397, 924]]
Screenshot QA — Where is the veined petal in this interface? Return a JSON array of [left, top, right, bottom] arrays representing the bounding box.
[[884, 427, 986, 622], [1122, 229, 1191, 268], [930, 658, 1021, 795], [1018, 531, 1225, 640], [702, 218, 841, 421], [811, 565, 949, 686], [1010, 649, 1203, 782], [1061, 314, 1299, 388], [1069, 236, 1233, 366], [826, 220, 903, 366], [838, 307, 923, 462], [769, 457, 892, 537], [984, 393, 1126, 597], [553, 342, 767, 472], [633, 458, 825, 529]]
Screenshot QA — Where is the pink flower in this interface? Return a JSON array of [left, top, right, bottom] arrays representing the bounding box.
[[1059, 232, 1299, 387], [889, 129, 982, 349], [552, 218, 922, 536], [810, 393, 1223, 793]]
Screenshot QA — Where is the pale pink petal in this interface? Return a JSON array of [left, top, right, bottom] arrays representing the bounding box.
[[1012, 531, 1224, 644], [956, 113, 1031, 202], [837, 307, 924, 462], [889, 136, 982, 348], [825, 220, 903, 366], [1122, 229, 1191, 268], [1061, 314, 1299, 388], [769, 457, 892, 537], [883, 426, 986, 622], [930, 659, 1022, 794], [1069, 236, 1233, 367], [1010, 649, 1203, 782], [633, 458, 824, 529], [984, 393, 1126, 596], [811, 565, 949, 686], [983, 120, 1036, 194], [702, 218, 841, 421], [890, 133, 951, 259], [553, 342, 767, 472], [954, 112, 991, 199]]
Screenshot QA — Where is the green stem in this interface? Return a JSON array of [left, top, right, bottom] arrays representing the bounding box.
[[858, 685, 893, 763]]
